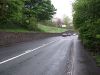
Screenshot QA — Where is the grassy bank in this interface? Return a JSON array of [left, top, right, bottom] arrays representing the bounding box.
[[0, 28, 29, 32], [0, 23, 30, 32], [38, 24, 66, 33], [0, 24, 67, 33]]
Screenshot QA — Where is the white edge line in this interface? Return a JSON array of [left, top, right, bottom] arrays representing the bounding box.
[[71, 55, 74, 75], [71, 40, 75, 75], [0, 40, 57, 65]]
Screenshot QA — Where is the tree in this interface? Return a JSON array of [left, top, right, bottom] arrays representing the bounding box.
[[33, 0, 56, 21], [63, 16, 71, 28], [73, 0, 100, 51], [0, 0, 56, 30], [0, 0, 8, 22], [7, 0, 24, 22], [23, 0, 56, 30]]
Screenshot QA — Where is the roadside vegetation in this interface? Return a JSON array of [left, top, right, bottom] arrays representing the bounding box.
[[94, 55, 100, 66], [73, 0, 100, 66], [0, 29, 29, 32], [38, 24, 66, 33], [0, 0, 60, 32], [0, 24, 66, 33]]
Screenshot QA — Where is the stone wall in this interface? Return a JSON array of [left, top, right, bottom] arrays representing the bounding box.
[[0, 32, 61, 46]]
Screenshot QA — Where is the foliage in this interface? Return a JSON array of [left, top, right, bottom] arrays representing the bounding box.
[[0, 0, 56, 31], [40, 20, 55, 26], [62, 16, 72, 29], [73, 0, 100, 51], [94, 54, 100, 66], [34, 0, 56, 21], [38, 24, 66, 33], [26, 17, 38, 30], [0, 28, 29, 32], [63, 16, 70, 25]]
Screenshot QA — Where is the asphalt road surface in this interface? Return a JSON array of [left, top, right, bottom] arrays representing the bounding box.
[[0, 35, 98, 75]]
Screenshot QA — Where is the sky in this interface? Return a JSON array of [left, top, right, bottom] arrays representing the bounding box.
[[51, 0, 75, 20]]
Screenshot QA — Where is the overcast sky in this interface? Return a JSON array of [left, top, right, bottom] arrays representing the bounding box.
[[51, 0, 75, 19]]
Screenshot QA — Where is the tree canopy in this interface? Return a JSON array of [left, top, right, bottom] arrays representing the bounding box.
[[73, 0, 100, 51], [0, 0, 56, 30]]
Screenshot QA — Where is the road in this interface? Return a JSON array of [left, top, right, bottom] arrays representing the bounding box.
[[0, 35, 98, 75]]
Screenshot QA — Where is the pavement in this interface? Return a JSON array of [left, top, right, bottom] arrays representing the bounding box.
[[72, 37, 99, 75], [0, 35, 99, 75]]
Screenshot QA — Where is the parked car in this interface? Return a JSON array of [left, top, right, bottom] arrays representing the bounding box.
[[67, 33, 71, 36], [62, 33, 71, 37], [62, 33, 67, 37]]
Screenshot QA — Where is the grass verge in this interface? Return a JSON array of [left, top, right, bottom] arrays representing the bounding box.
[[94, 54, 100, 66], [38, 24, 67, 33], [0, 28, 29, 32], [0, 24, 67, 33]]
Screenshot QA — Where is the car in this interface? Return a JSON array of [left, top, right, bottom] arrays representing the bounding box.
[[67, 33, 71, 36], [62, 33, 71, 37], [62, 33, 67, 37]]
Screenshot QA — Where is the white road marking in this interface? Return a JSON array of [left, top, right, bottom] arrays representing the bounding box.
[[0, 40, 57, 65], [71, 41, 74, 75], [71, 58, 74, 75]]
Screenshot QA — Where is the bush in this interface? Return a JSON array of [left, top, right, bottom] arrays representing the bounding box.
[[73, 0, 100, 52], [23, 17, 38, 31]]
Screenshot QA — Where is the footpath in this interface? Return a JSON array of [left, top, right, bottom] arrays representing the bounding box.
[[71, 36, 99, 75]]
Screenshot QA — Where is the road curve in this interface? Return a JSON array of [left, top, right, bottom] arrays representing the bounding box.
[[0, 36, 98, 75], [0, 36, 74, 75]]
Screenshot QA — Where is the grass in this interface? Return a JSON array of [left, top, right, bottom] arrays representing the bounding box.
[[94, 54, 100, 66], [0, 23, 30, 32], [96, 34, 100, 39], [38, 24, 67, 33], [0, 23, 67, 33], [0, 28, 29, 32]]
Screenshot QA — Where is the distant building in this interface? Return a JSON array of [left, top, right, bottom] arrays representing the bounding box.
[[61, 25, 66, 28]]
